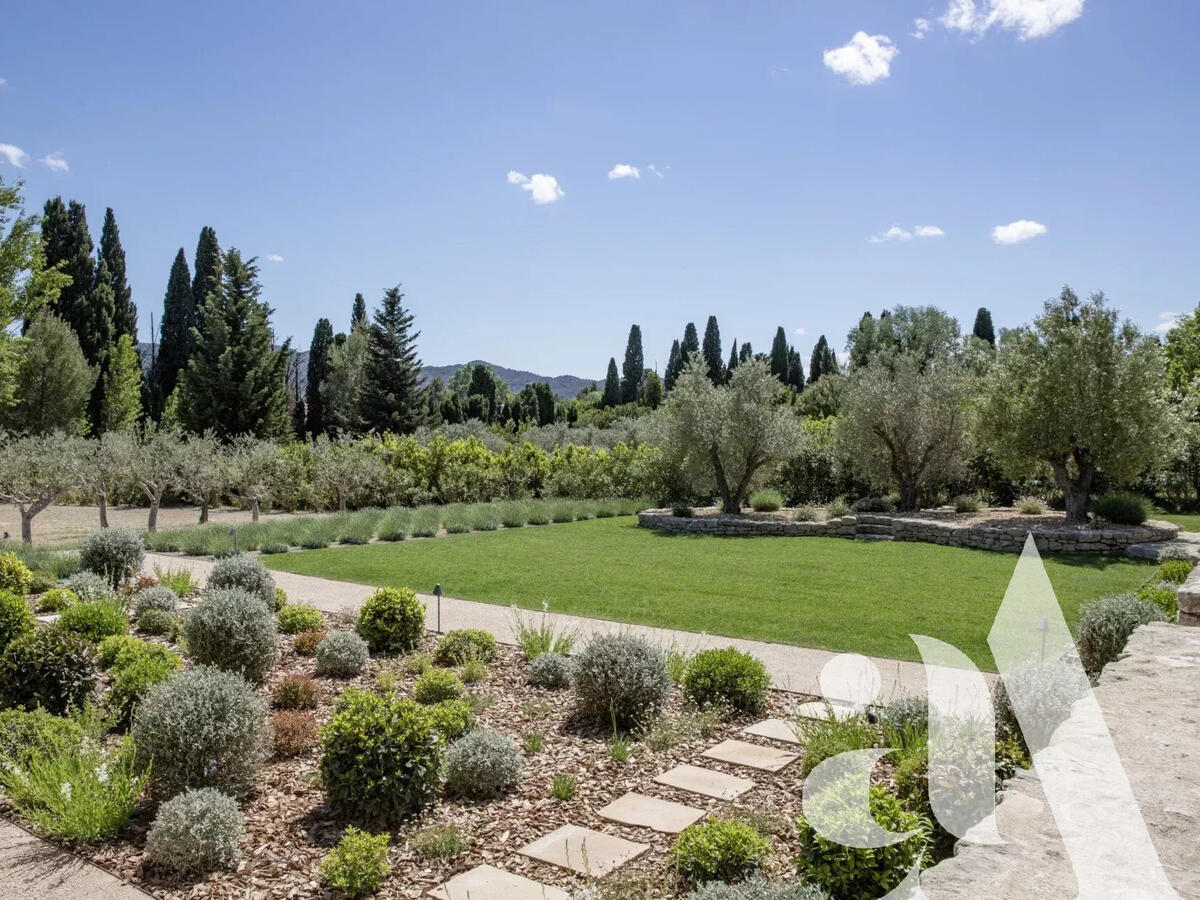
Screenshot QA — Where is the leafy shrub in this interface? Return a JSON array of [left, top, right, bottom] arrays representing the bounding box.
[[293, 629, 326, 656], [796, 782, 929, 900], [0, 628, 96, 714], [682, 647, 770, 714], [797, 711, 878, 777], [272, 710, 318, 756], [992, 657, 1090, 751], [0, 708, 85, 769], [952, 494, 984, 513], [433, 628, 498, 666], [1015, 496, 1047, 515], [443, 727, 523, 799], [108, 643, 181, 726], [825, 498, 851, 518], [572, 634, 670, 729], [1091, 492, 1149, 526], [315, 631, 369, 677], [206, 554, 276, 609], [1077, 594, 1166, 674], [551, 773, 577, 800], [413, 668, 463, 704], [671, 504, 694, 517], [97, 634, 145, 669], [357, 587, 425, 653], [65, 571, 111, 604], [137, 608, 177, 637], [1136, 582, 1178, 618], [36, 587, 77, 613], [320, 827, 391, 898], [460, 657, 488, 683], [133, 585, 178, 618], [0, 552, 34, 595], [319, 689, 443, 822], [852, 496, 894, 513], [183, 587, 279, 683], [132, 665, 269, 798], [873, 693, 929, 734], [684, 877, 831, 900], [672, 820, 771, 885], [273, 675, 320, 709], [277, 604, 324, 635], [57, 599, 127, 643], [145, 787, 245, 874], [426, 698, 475, 741], [273, 587, 288, 611], [404, 652, 432, 675], [0, 589, 35, 652], [1158, 558, 1194, 585], [79, 527, 145, 588], [749, 489, 784, 512], [528, 652, 572, 689], [510, 606, 575, 660], [409, 824, 467, 858]]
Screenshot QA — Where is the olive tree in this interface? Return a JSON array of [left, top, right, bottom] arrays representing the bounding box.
[[226, 436, 281, 522], [836, 354, 973, 511], [65, 433, 126, 529], [659, 359, 798, 513], [310, 434, 384, 511], [179, 432, 227, 523], [978, 288, 1169, 523], [0, 432, 75, 542], [109, 426, 185, 532]]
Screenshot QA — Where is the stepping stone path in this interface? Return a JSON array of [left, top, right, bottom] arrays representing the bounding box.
[[742, 717, 801, 745], [428, 864, 569, 899], [793, 700, 857, 721], [517, 824, 649, 877], [702, 739, 798, 773], [599, 791, 706, 833], [654, 763, 756, 800]]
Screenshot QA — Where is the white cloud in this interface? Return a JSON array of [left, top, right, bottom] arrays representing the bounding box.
[[911, 18, 932, 38], [794, 327, 807, 336], [39, 151, 69, 173], [265, 254, 284, 263], [506, 170, 529, 185], [914, 225, 945, 237], [941, 0, 1084, 39], [607, 164, 640, 180], [823, 32, 899, 85], [870, 225, 914, 243], [1154, 312, 1182, 334], [992, 219, 1047, 244], [646, 164, 666, 178], [0, 143, 29, 168], [507, 171, 563, 205]]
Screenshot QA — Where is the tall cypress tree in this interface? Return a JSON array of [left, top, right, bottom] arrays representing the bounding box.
[[808, 335, 829, 385], [191, 227, 222, 315], [150, 248, 194, 418], [973, 307, 996, 345], [681, 322, 700, 366], [601, 357, 621, 408], [359, 286, 425, 434], [702, 315, 723, 384], [620, 324, 644, 403], [99, 208, 135, 339], [769, 326, 789, 382], [664, 339, 682, 393], [351, 293, 367, 329], [83, 259, 118, 431], [36, 199, 70, 331], [305, 317, 335, 437], [42, 200, 97, 348], [739, 342, 752, 363], [178, 249, 292, 438], [727, 338, 739, 377], [787, 347, 804, 390]]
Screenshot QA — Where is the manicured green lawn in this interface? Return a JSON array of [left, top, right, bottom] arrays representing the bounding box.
[[265, 517, 1156, 671], [1155, 511, 1200, 532]]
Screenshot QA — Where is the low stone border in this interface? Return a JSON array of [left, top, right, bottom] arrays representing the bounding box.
[[637, 508, 1179, 555], [1176, 566, 1200, 626]]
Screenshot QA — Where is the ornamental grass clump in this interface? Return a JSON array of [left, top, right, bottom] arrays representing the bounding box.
[[145, 788, 245, 874], [183, 587, 278, 683], [1090, 492, 1149, 526], [79, 527, 145, 588], [572, 633, 670, 729], [749, 489, 784, 512], [315, 631, 369, 677], [796, 709, 879, 777], [682, 647, 770, 714], [684, 878, 831, 899], [357, 587, 425, 653], [443, 727, 523, 799]]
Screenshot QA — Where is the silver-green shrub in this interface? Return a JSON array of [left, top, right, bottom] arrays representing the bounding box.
[[65, 571, 111, 604], [528, 652, 572, 689], [992, 656, 1091, 751], [1076, 594, 1166, 675], [182, 587, 278, 683], [133, 585, 179, 619], [874, 692, 929, 733], [79, 527, 145, 588], [315, 631, 369, 677], [206, 554, 276, 609], [685, 877, 831, 900], [572, 634, 670, 728], [443, 728, 523, 799], [145, 787, 245, 874]]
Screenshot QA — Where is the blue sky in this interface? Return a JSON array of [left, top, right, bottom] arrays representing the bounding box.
[[2, 0, 1197, 378]]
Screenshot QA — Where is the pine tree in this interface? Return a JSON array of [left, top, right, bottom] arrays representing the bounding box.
[[305, 317, 335, 436], [99, 208, 135, 339], [150, 248, 193, 418], [664, 339, 682, 393], [351, 293, 367, 329], [702, 315, 723, 384], [681, 322, 700, 366], [620, 324, 644, 403], [178, 249, 292, 439], [83, 259, 118, 430], [973, 307, 996, 345], [359, 286, 425, 434], [191, 226, 222, 317], [601, 357, 621, 408], [769, 326, 789, 382], [3, 311, 96, 435], [100, 333, 142, 432]]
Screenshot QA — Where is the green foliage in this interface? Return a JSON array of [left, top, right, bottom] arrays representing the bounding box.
[[133, 585, 178, 618], [433, 628, 498, 666], [684, 877, 831, 900], [796, 710, 879, 777], [443, 727, 523, 799], [953, 494, 984, 513], [1091, 492, 1149, 525], [357, 587, 425, 653], [1157, 558, 1194, 585], [153, 565, 198, 597], [207, 554, 276, 609], [0, 588, 35, 652], [1077, 594, 1166, 674], [360, 286, 424, 434], [672, 820, 771, 885], [319, 689, 443, 823], [57, 599, 127, 643], [528, 651, 573, 689], [100, 333, 143, 432], [273, 675, 320, 710], [145, 787, 245, 874], [136, 608, 177, 637], [409, 824, 468, 859], [108, 642, 181, 726], [320, 827, 391, 898], [0, 708, 85, 769], [874, 693, 929, 735], [510, 605, 576, 660], [277, 603, 324, 635], [551, 772, 577, 800], [1015, 496, 1047, 515], [413, 668, 463, 704], [0, 627, 96, 714], [1136, 582, 1178, 618], [183, 587, 278, 683], [682, 647, 770, 714], [97, 634, 145, 669], [572, 634, 670, 729], [522, 732, 544, 754], [79, 527, 145, 589], [642, 708, 723, 752], [0, 552, 34, 596], [749, 489, 784, 512], [315, 630, 369, 677], [425, 698, 475, 741], [132, 665, 269, 798]]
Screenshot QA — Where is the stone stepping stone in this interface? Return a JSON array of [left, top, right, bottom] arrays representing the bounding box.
[[794, 700, 857, 721], [427, 864, 569, 900], [743, 718, 801, 745], [654, 764, 755, 800], [702, 739, 798, 773], [517, 824, 648, 877], [599, 791, 706, 833]]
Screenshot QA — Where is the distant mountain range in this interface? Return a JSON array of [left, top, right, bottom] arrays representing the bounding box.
[[136, 345, 595, 401]]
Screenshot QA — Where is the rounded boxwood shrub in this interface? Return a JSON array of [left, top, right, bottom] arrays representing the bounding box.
[[79, 527, 145, 588], [136, 608, 177, 637], [65, 571, 111, 604], [57, 599, 128, 643], [133, 585, 178, 619], [315, 631, 369, 677], [145, 787, 245, 874], [277, 604, 324, 635], [413, 668, 463, 704], [320, 827, 391, 899], [1090, 492, 1149, 526], [0, 708, 86, 768], [183, 587, 279, 683], [0, 589, 36, 653], [683, 647, 770, 714], [97, 634, 145, 669], [0, 628, 96, 714], [132, 665, 269, 798], [796, 783, 929, 900], [357, 587, 425, 653], [0, 552, 34, 595], [748, 489, 784, 512], [319, 689, 443, 823], [206, 554, 276, 610], [672, 820, 771, 885], [426, 698, 475, 741], [443, 728, 523, 799], [1158, 558, 1194, 585], [528, 652, 572, 689], [685, 877, 831, 900], [433, 628, 498, 666], [36, 587, 77, 613], [1077, 594, 1166, 675], [572, 634, 670, 729]]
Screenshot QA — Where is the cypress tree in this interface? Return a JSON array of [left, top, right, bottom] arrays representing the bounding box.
[[808, 335, 830, 385], [359, 286, 425, 434], [178, 249, 292, 439], [702, 315, 723, 384], [727, 338, 739, 377], [36, 198, 71, 330], [739, 342, 753, 363], [973, 307, 996, 345], [620, 324, 644, 403], [191, 226, 222, 316], [99, 208, 135, 339], [601, 357, 621, 408], [769, 326, 789, 382], [83, 259, 118, 430], [351, 293, 367, 329], [786, 346, 803, 389], [681, 322, 700, 366], [150, 248, 194, 418], [664, 339, 682, 393], [305, 317, 335, 436], [42, 200, 98, 350]]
